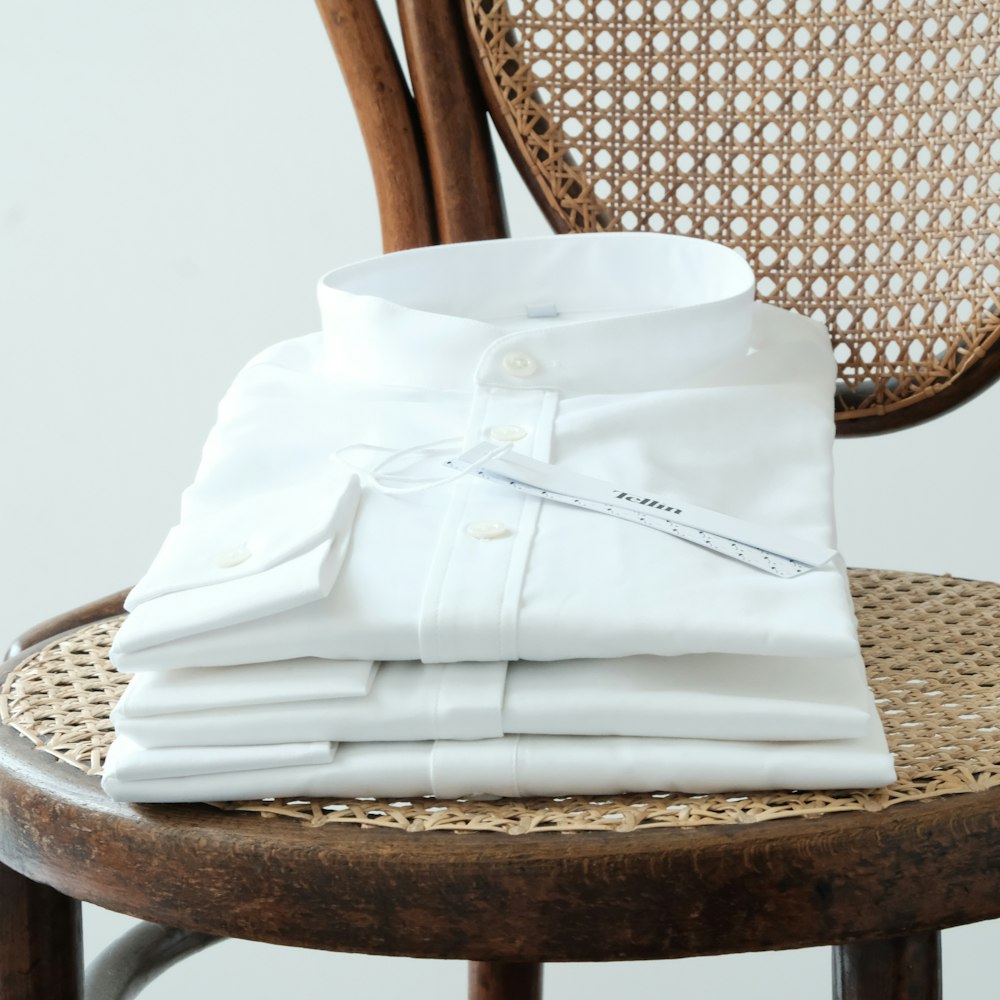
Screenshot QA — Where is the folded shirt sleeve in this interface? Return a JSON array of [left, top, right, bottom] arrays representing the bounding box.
[[124, 472, 360, 610], [114, 658, 376, 716], [103, 736, 338, 782], [116, 348, 362, 661]]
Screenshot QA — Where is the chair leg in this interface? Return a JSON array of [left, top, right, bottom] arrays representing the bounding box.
[[833, 931, 941, 1000], [468, 961, 542, 1000], [85, 922, 223, 1000], [0, 862, 83, 1000]]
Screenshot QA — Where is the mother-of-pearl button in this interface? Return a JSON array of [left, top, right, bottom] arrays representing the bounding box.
[[465, 521, 510, 540], [489, 424, 528, 442], [216, 545, 252, 568], [502, 351, 537, 377]]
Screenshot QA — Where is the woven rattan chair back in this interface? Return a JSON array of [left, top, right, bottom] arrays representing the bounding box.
[[464, 0, 1000, 433], [319, 0, 1000, 435]]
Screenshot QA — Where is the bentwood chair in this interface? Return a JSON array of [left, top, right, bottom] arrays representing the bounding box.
[[3, 2, 1000, 998]]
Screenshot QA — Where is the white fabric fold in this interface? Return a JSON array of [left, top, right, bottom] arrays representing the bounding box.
[[112, 653, 872, 747], [116, 658, 375, 717], [100, 702, 894, 803], [104, 737, 337, 782]]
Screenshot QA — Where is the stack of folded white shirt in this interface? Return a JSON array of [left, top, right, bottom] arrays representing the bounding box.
[[103, 233, 895, 802]]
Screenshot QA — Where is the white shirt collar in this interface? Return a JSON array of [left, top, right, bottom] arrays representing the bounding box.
[[316, 232, 755, 395]]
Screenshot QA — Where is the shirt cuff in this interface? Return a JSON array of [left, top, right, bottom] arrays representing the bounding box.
[[113, 469, 361, 665]]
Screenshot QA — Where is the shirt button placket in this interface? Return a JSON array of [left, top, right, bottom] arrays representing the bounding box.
[[474, 357, 537, 552], [418, 346, 558, 663]]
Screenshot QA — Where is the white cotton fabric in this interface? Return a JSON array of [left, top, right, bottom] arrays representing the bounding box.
[[112, 652, 873, 747], [110, 233, 860, 670], [116, 658, 375, 716], [103, 737, 337, 782], [124, 470, 361, 608], [100, 704, 894, 803]]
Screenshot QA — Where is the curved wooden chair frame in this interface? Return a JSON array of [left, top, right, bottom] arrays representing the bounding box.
[[3, 2, 1000, 998]]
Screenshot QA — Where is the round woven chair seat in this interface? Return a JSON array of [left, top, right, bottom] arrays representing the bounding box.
[[3, 567, 1000, 961]]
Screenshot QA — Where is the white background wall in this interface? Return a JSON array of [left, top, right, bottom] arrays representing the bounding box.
[[2, 3, 998, 997]]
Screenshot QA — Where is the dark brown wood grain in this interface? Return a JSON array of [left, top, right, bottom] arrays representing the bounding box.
[[0, 862, 82, 1000], [5, 589, 129, 661], [833, 932, 941, 1000], [397, 0, 508, 245], [469, 961, 542, 1000], [314, 0, 437, 252], [1, 641, 1000, 966]]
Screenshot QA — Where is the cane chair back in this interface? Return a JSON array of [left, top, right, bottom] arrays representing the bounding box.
[[464, 0, 1000, 432], [320, 0, 1000, 434]]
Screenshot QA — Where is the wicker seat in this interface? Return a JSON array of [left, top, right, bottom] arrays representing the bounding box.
[[2, 2, 999, 998]]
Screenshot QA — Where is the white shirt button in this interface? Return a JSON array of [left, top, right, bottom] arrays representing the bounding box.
[[489, 424, 528, 443], [216, 545, 252, 568], [502, 352, 538, 378], [466, 521, 511, 540]]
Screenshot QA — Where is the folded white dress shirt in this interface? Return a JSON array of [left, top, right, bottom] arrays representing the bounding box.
[[112, 652, 874, 746], [112, 233, 859, 670], [101, 233, 896, 805], [101, 707, 894, 802]]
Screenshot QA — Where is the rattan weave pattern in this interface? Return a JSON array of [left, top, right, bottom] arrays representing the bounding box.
[[465, 0, 1000, 419], [3, 569, 1000, 834]]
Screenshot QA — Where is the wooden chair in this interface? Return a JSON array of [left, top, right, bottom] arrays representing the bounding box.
[[2, 2, 1000, 997]]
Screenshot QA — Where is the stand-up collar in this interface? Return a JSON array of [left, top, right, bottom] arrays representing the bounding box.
[[317, 232, 755, 395]]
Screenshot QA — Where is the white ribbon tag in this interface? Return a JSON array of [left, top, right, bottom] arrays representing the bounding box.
[[446, 444, 837, 579]]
